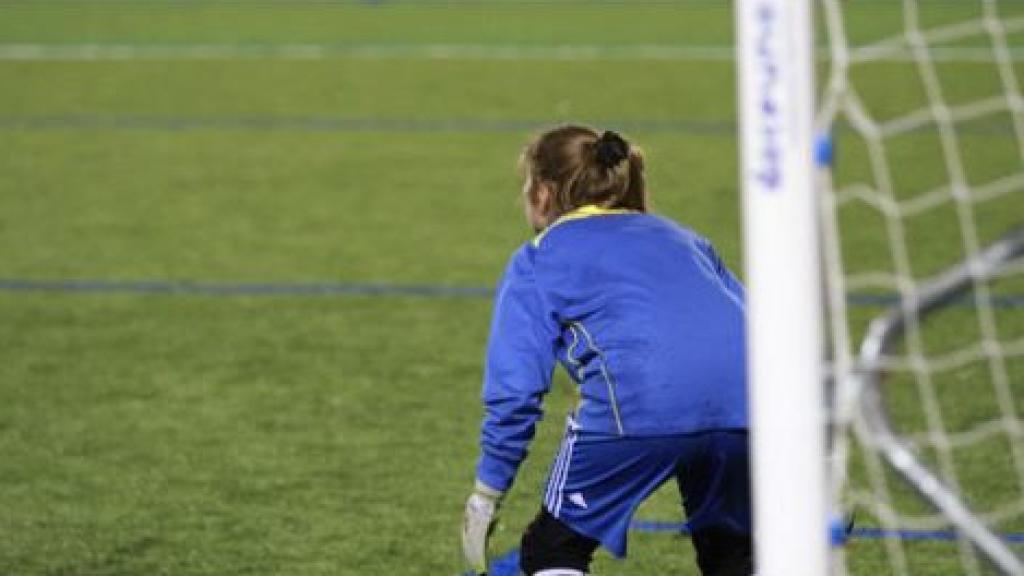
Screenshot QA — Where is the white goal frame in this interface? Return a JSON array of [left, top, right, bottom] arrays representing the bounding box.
[[736, 1, 830, 575]]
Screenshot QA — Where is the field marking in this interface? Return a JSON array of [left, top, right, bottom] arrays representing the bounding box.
[[0, 0, 713, 5], [0, 115, 737, 134], [1, 115, 1020, 136], [474, 521, 1024, 574], [0, 278, 495, 298], [2, 43, 1023, 62], [631, 520, 1024, 543], [0, 43, 735, 61], [0, 0, 996, 4], [460, 548, 519, 576], [1, 278, 1023, 308]]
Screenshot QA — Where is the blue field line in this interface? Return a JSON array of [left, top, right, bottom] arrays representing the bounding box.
[[630, 519, 694, 534], [0, 278, 495, 298], [630, 519, 1024, 544], [848, 292, 1024, 308], [470, 548, 521, 576], [3, 277, 1024, 308], [467, 522, 1024, 575], [850, 527, 1024, 544]]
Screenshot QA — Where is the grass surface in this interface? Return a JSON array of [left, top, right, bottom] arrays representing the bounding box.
[[0, 1, 1022, 575]]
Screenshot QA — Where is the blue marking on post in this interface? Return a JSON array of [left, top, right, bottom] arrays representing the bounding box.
[[752, 0, 783, 193], [830, 517, 849, 547], [815, 132, 834, 167]]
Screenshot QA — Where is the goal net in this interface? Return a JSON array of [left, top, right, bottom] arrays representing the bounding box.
[[819, 1, 1024, 574], [740, 1, 1024, 574]]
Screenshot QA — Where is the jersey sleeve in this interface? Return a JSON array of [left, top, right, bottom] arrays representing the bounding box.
[[696, 236, 746, 304], [475, 245, 559, 493]]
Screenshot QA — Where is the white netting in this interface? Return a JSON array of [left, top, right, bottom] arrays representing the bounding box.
[[819, 1, 1024, 574]]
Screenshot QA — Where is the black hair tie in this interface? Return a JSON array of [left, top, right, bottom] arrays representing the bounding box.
[[594, 131, 630, 169]]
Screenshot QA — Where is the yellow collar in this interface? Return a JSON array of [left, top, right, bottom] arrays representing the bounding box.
[[532, 204, 637, 247]]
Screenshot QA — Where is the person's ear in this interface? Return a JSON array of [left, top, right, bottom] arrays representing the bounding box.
[[534, 182, 554, 220]]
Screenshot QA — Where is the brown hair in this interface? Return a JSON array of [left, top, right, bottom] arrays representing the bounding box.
[[521, 125, 647, 220]]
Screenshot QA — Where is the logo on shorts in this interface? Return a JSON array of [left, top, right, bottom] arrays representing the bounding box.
[[568, 492, 588, 509]]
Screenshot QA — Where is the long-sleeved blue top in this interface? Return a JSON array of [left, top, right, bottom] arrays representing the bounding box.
[[476, 206, 748, 492]]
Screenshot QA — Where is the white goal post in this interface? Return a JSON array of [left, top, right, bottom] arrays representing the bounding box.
[[736, 2, 830, 575]]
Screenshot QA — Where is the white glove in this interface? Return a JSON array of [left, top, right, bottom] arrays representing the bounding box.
[[462, 479, 505, 575]]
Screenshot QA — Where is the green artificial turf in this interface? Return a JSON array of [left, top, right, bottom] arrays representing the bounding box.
[[1, 1, 1022, 574]]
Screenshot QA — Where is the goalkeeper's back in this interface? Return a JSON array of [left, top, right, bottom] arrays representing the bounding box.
[[529, 207, 747, 437]]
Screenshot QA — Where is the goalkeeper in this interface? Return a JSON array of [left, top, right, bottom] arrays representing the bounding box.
[[463, 125, 752, 576]]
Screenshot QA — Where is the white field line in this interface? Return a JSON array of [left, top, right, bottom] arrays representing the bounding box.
[[2, 43, 1024, 62], [0, 43, 735, 61]]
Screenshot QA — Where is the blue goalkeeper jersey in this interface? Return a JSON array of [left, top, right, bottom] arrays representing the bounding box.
[[476, 206, 748, 492]]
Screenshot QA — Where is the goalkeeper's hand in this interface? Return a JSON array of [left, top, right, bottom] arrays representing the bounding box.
[[462, 479, 505, 575]]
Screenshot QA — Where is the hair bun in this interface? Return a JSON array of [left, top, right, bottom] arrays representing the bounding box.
[[594, 131, 630, 169]]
